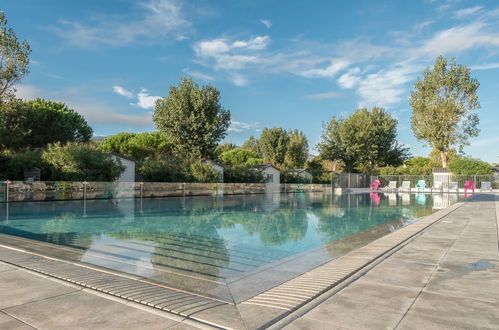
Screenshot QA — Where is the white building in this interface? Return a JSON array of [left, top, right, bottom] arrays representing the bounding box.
[[253, 164, 280, 184], [108, 153, 136, 199]]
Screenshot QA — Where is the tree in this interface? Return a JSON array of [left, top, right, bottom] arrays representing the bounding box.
[[153, 78, 231, 158], [219, 148, 260, 165], [448, 156, 492, 175], [215, 142, 237, 159], [98, 131, 172, 160], [242, 135, 261, 156], [42, 142, 124, 181], [318, 107, 409, 173], [0, 12, 31, 101], [0, 98, 93, 150], [410, 56, 480, 168], [285, 129, 308, 168], [258, 127, 289, 166]]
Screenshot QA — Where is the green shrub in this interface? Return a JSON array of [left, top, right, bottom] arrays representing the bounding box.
[[137, 154, 186, 182], [0, 149, 51, 180], [189, 162, 221, 183], [220, 148, 260, 165], [98, 131, 172, 161], [449, 157, 492, 175], [42, 142, 124, 181]]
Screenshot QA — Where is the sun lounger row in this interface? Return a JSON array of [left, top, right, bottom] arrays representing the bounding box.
[[370, 179, 492, 192]]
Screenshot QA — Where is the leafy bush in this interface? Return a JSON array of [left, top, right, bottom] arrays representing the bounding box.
[[98, 131, 172, 160], [42, 142, 124, 181], [137, 154, 187, 182], [189, 162, 221, 183], [449, 157, 492, 175], [223, 165, 264, 183], [220, 148, 260, 165], [0, 149, 51, 180]]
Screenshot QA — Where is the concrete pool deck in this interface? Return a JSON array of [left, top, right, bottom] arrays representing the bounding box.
[[0, 193, 498, 329]]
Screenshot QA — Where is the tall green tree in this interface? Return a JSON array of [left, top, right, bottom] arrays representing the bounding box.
[[0, 98, 92, 150], [219, 148, 260, 165], [285, 129, 308, 168], [242, 135, 261, 156], [258, 127, 289, 166], [0, 11, 31, 101], [317, 107, 408, 173], [153, 78, 231, 158], [410, 56, 480, 168]]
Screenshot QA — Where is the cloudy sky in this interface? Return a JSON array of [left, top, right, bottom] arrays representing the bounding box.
[[5, 0, 499, 161]]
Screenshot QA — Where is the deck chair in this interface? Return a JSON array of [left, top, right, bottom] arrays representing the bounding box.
[[400, 181, 411, 192], [370, 179, 381, 191], [480, 181, 492, 191], [464, 180, 475, 193], [447, 181, 459, 192], [415, 180, 426, 192], [386, 181, 398, 192], [431, 182, 443, 193]]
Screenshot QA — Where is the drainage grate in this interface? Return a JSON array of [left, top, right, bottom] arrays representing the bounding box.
[[0, 247, 226, 316]]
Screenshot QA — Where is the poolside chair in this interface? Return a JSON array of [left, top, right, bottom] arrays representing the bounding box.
[[386, 181, 398, 192], [415, 180, 426, 192], [480, 181, 492, 192], [415, 193, 426, 205], [400, 181, 411, 192], [447, 181, 459, 193], [370, 179, 381, 191], [431, 182, 443, 193], [464, 180, 475, 193]]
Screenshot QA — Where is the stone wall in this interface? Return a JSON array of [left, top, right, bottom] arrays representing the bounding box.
[[1, 181, 332, 202]]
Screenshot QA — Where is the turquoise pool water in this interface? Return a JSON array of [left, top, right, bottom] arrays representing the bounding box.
[[0, 192, 461, 301]]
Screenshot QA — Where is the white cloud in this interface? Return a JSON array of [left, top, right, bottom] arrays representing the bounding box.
[[419, 22, 499, 56], [260, 19, 272, 28], [51, 0, 190, 48], [15, 84, 42, 100], [16, 84, 153, 127], [299, 60, 349, 78], [472, 63, 499, 70], [355, 63, 421, 108], [112, 86, 134, 98], [136, 89, 161, 109], [233, 36, 270, 50], [471, 136, 499, 147], [304, 91, 341, 100], [454, 6, 483, 18], [228, 120, 259, 133], [337, 67, 361, 89], [183, 68, 215, 81], [194, 36, 269, 72], [231, 74, 249, 86]]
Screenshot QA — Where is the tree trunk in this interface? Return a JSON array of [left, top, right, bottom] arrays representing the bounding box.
[[440, 150, 448, 168]]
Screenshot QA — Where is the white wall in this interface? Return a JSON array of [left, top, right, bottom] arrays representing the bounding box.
[[263, 167, 280, 184]]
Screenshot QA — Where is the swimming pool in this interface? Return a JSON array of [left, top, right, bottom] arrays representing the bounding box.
[[0, 192, 461, 302]]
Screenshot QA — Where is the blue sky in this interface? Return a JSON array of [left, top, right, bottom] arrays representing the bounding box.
[[4, 0, 499, 162]]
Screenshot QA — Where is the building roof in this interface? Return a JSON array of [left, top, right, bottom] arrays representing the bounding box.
[[288, 169, 310, 174], [252, 164, 280, 171]]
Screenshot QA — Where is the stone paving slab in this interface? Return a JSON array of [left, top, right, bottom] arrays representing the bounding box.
[[0, 311, 34, 330], [281, 193, 499, 330], [3, 290, 180, 330]]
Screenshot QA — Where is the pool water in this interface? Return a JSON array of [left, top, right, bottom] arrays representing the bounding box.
[[0, 192, 461, 302]]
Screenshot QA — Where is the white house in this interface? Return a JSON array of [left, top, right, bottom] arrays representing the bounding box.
[[109, 153, 136, 182], [253, 164, 280, 184], [288, 169, 313, 183]]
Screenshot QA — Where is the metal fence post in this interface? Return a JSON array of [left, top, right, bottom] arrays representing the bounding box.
[[5, 180, 10, 203], [83, 181, 87, 200], [140, 182, 143, 199]]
